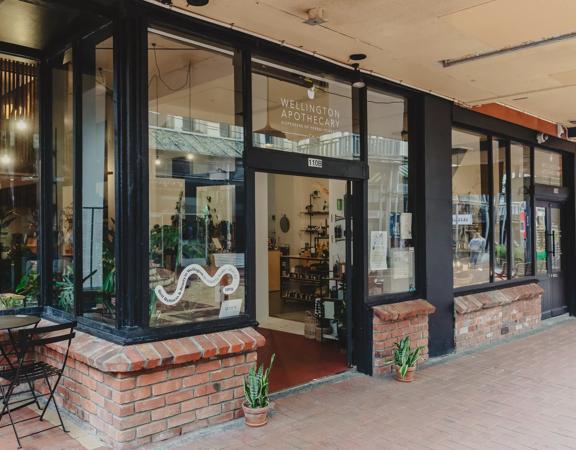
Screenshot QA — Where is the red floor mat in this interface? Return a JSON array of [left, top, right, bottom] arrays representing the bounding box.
[[256, 327, 348, 393]]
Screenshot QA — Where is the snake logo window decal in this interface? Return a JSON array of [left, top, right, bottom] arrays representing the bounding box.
[[154, 264, 240, 306]]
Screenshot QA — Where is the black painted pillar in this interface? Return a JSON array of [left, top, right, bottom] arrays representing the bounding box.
[[419, 94, 455, 356]]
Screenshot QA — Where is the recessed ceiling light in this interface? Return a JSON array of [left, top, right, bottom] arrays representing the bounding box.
[[186, 0, 209, 5], [513, 96, 529, 101]]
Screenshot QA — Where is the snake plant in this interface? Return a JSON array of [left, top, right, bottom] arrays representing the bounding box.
[[244, 354, 275, 409], [393, 336, 423, 378]]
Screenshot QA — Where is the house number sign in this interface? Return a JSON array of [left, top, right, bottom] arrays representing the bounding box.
[[154, 264, 240, 306], [308, 157, 323, 168]]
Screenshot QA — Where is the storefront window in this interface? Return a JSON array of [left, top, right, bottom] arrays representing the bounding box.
[[80, 34, 115, 324], [535, 148, 562, 186], [510, 143, 532, 277], [452, 129, 490, 287], [252, 60, 359, 159], [493, 140, 508, 281], [367, 90, 413, 296], [52, 50, 75, 313], [0, 55, 39, 311], [148, 30, 245, 327]]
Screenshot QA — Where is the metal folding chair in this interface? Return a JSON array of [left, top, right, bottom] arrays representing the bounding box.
[[0, 321, 76, 448]]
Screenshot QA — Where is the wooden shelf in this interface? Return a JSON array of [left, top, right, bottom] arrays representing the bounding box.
[[281, 255, 328, 262]]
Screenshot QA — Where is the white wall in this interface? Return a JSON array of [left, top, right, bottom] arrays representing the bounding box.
[[255, 172, 269, 322]]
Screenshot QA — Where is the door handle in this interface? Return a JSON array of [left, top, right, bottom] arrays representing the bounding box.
[[551, 230, 556, 257]]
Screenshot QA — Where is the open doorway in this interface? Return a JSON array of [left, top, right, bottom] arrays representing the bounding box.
[[255, 172, 350, 392]]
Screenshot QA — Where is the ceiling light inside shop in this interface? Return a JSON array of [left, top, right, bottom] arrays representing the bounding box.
[[186, 153, 194, 160], [0, 154, 11, 166], [15, 120, 27, 131]]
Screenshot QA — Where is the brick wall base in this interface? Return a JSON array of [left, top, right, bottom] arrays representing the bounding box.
[[5, 324, 264, 449], [372, 300, 436, 376], [454, 283, 542, 352]]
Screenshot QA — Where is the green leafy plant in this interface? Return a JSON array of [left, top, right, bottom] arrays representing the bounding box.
[[55, 267, 75, 313], [244, 354, 275, 409], [393, 336, 423, 378], [15, 265, 39, 304]]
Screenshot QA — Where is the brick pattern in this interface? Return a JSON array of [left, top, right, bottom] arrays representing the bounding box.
[[454, 283, 542, 351], [372, 300, 436, 376], [0, 324, 264, 450]]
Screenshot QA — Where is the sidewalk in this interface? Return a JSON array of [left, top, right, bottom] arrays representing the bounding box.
[[3, 318, 576, 449], [165, 318, 576, 449]]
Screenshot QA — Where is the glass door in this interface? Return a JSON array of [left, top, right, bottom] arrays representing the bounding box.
[[535, 201, 566, 318]]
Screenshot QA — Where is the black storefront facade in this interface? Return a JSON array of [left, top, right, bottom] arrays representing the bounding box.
[[0, 0, 575, 446]]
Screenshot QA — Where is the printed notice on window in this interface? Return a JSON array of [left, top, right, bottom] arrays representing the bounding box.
[[219, 299, 243, 318], [370, 230, 388, 271]]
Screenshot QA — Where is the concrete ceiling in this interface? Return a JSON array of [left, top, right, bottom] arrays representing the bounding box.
[[167, 0, 576, 126]]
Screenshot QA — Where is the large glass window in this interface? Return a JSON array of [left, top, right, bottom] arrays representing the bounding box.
[[148, 30, 245, 327], [51, 50, 75, 313], [493, 139, 508, 281], [367, 89, 413, 296], [535, 148, 562, 186], [0, 55, 39, 310], [252, 60, 358, 159], [510, 143, 532, 277], [80, 34, 115, 324], [452, 129, 490, 287]]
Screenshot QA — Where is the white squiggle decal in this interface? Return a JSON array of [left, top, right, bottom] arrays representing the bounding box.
[[154, 264, 240, 306]]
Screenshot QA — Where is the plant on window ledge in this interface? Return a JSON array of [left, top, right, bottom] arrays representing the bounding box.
[[15, 264, 39, 305], [101, 219, 116, 316], [55, 267, 75, 313]]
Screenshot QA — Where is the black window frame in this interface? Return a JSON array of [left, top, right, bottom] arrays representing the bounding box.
[[451, 125, 539, 295]]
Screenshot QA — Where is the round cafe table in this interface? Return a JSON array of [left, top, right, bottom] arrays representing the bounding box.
[[0, 315, 41, 331]]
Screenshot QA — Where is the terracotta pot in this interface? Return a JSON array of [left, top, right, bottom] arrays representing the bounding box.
[[394, 365, 416, 382], [242, 403, 269, 427]]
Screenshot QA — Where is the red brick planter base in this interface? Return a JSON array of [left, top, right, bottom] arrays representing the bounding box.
[[372, 300, 436, 376], [454, 283, 542, 351], [2, 323, 265, 449]]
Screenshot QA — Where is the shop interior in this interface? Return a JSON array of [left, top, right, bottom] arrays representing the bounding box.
[[255, 172, 349, 392]]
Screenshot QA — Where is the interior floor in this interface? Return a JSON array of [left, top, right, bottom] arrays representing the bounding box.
[[256, 327, 348, 393], [256, 172, 349, 391]]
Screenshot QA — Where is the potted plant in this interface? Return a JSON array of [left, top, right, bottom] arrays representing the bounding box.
[[393, 336, 424, 382], [242, 354, 275, 427]]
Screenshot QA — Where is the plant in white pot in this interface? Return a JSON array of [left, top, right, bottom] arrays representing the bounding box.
[[393, 336, 424, 382], [242, 354, 275, 427]]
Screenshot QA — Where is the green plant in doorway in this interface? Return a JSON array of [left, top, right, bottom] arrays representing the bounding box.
[[242, 354, 275, 427], [393, 336, 423, 382]]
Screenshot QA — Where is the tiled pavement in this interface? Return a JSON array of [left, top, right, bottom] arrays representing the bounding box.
[[2, 318, 576, 449]]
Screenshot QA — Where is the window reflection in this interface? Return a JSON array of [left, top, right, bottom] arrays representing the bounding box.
[[52, 50, 75, 313], [493, 140, 508, 281], [367, 90, 413, 296], [148, 30, 245, 327], [452, 129, 490, 287], [252, 60, 359, 159], [0, 54, 39, 310], [81, 35, 116, 324], [510, 143, 532, 277], [535, 148, 562, 187]]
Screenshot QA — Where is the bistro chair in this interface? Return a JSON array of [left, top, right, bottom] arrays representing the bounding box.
[[0, 321, 76, 448]]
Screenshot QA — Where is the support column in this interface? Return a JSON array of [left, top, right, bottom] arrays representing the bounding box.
[[419, 95, 455, 356]]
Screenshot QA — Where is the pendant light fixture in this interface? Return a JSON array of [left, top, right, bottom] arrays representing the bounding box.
[[254, 75, 286, 139]]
